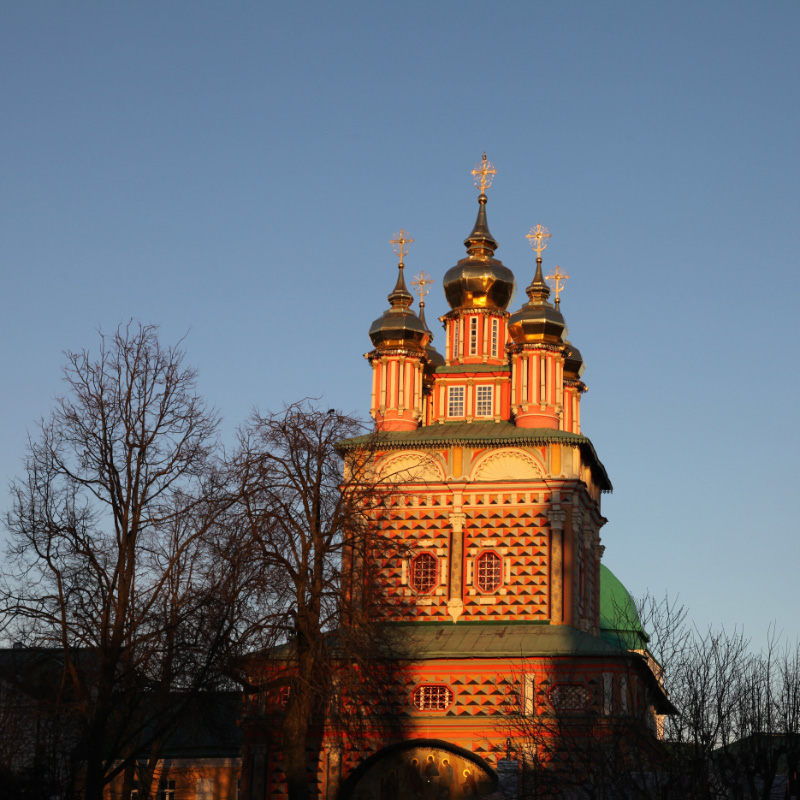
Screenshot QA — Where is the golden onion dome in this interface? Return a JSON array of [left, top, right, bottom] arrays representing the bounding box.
[[368, 263, 430, 352], [443, 192, 516, 311], [507, 257, 567, 345]]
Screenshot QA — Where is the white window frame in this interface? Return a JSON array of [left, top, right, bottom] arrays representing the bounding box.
[[469, 317, 479, 356], [448, 386, 465, 417], [475, 385, 493, 417], [523, 673, 536, 716], [491, 319, 499, 358], [602, 673, 613, 716]]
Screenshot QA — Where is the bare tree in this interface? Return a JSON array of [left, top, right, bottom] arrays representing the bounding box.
[[1, 322, 235, 800], [504, 591, 800, 800], [232, 402, 408, 800]]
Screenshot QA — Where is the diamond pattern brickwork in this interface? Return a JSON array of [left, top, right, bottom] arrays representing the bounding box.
[[373, 492, 551, 623], [374, 494, 451, 621], [396, 668, 516, 718], [462, 501, 549, 622]]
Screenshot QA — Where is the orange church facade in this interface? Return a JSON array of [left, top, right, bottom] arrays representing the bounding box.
[[241, 157, 670, 800]]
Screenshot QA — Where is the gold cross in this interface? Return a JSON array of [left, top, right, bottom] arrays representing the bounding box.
[[411, 271, 434, 305], [526, 224, 551, 258], [471, 152, 497, 194], [389, 229, 414, 266], [546, 265, 570, 306]]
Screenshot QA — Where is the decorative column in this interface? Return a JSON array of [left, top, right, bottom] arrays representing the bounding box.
[[549, 504, 566, 624], [448, 490, 466, 622]]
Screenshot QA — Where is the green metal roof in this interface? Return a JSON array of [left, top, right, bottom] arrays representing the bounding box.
[[338, 421, 612, 491], [386, 622, 628, 660], [434, 365, 511, 374], [598, 564, 650, 650]]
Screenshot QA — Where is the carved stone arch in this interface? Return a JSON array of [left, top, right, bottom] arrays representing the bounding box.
[[340, 738, 497, 800], [378, 451, 446, 484], [471, 448, 545, 482]]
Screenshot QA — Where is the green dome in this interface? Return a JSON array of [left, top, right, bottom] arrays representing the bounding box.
[[599, 564, 649, 651]]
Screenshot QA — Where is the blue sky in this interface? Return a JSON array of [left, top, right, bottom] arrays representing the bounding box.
[[1, 1, 798, 646]]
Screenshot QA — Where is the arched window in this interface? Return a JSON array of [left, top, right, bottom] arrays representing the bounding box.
[[411, 552, 438, 594], [412, 684, 454, 711], [475, 551, 502, 593]]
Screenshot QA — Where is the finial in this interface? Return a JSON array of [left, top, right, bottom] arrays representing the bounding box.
[[390, 229, 414, 267], [386, 229, 414, 308], [523, 224, 552, 303], [411, 271, 434, 306], [526, 224, 551, 261], [545, 265, 570, 310], [412, 271, 435, 334], [471, 152, 497, 197], [464, 155, 499, 257]]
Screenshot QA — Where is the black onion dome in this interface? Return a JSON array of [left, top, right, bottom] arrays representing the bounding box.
[[369, 265, 429, 351], [563, 341, 586, 379], [508, 258, 566, 345], [418, 303, 445, 367], [443, 194, 516, 310]]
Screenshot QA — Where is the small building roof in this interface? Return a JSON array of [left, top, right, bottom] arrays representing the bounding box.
[[388, 622, 628, 660]]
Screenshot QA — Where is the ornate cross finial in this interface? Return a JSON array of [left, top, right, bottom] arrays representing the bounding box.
[[411, 271, 434, 307], [471, 152, 497, 194], [546, 265, 570, 308], [526, 224, 551, 259], [389, 229, 414, 267]]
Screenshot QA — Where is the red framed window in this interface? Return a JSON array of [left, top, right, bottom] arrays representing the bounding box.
[[412, 684, 454, 711], [411, 552, 438, 593], [476, 551, 502, 593]]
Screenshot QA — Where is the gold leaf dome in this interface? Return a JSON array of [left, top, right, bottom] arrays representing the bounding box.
[[443, 193, 516, 311], [368, 265, 430, 352], [507, 258, 566, 345]]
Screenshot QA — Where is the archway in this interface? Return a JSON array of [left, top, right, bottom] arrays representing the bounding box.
[[341, 738, 497, 800]]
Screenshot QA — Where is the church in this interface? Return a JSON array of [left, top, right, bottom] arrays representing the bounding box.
[[242, 156, 671, 800]]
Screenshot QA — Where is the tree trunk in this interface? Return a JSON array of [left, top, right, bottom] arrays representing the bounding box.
[[282, 637, 319, 800]]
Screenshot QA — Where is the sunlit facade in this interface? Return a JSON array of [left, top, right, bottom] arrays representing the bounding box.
[[241, 157, 670, 800]]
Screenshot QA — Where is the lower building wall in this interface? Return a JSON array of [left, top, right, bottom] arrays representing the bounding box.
[[241, 653, 660, 800], [103, 758, 241, 800]]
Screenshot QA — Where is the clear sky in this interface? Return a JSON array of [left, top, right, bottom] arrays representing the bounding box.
[[1, 1, 798, 646]]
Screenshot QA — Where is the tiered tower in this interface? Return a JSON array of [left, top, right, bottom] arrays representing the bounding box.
[[367, 230, 431, 432], [330, 156, 670, 800], [239, 157, 671, 800]]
